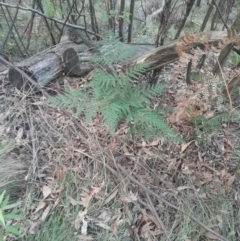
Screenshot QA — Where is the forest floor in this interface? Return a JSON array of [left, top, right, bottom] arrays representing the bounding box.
[[1, 57, 240, 241]]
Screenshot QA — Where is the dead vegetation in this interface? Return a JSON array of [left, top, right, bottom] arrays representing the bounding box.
[[0, 0, 240, 241]]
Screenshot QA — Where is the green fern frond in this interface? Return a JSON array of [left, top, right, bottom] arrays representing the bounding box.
[[102, 102, 124, 134], [192, 112, 239, 139], [125, 62, 152, 79], [190, 115, 207, 125], [42, 0, 54, 17], [46, 90, 88, 110], [130, 109, 182, 142], [91, 69, 120, 88], [93, 31, 139, 65], [45, 32, 183, 142], [205, 112, 238, 128], [85, 102, 99, 123], [140, 83, 169, 99]]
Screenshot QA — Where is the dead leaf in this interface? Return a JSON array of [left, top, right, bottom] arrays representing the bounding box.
[[77, 235, 93, 241], [97, 210, 111, 223], [226, 175, 235, 191], [15, 127, 23, 143], [139, 222, 153, 237], [181, 140, 194, 152], [123, 204, 133, 222], [29, 220, 42, 234], [181, 166, 192, 175], [204, 231, 219, 240], [111, 208, 122, 235], [95, 222, 111, 230], [41, 205, 51, 221], [80, 183, 104, 208], [53, 198, 60, 209], [103, 189, 118, 205], [33, 201, 46, 214], [201, 172, 213, 184], [141, 139, 146, 147], [42, 185, 51, 199], [167, 158, 177, 172], [118, 191, 138, 203], [177, 186, 192, 191], [75, 209, 88, 232], [69, 196, 79, 206], [149, 138, 160, 146]]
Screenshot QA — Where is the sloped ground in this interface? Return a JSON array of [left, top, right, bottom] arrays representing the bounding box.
[[0, 58, 240, 241]]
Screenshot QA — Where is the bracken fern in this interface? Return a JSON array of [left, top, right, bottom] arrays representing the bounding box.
[[46, 32, 182, 142]]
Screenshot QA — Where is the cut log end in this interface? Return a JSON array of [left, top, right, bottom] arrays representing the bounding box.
[[63, 48, 81, 77]]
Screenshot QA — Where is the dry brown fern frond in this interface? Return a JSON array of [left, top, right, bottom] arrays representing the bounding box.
[[168, 72, 225, 123], [175, 32, 211, 56], [173, 32, 211, 81], [175, 33, 197, 56]]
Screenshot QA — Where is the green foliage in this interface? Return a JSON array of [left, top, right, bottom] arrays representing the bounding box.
[[47, 32, 182, 142], [42, 0, 55, 18], [120, 12, 131, 24], [229, 51, 240, 65], [191, 111, 239, 138], [20, 209, 76, 241], [0, 191, 23, 241]]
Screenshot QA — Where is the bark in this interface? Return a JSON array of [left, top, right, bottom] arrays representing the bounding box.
[[6, 30, 238, 91]]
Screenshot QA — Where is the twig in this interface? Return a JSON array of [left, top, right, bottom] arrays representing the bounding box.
[[117, 164, 230, 241], [145, 193, 170, 241], [0, 2, 101, 38], [212, 0, 230, 32], [218, 60, 233, 193], [28, 108, 38, 174], [0, 4, 25, 56]]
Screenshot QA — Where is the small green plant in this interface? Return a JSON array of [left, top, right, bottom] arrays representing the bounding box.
[[229, 51, 240, 65], [0, 190, 23, 241], [47, 32, 182, 142], [191, 111, 239, 139]]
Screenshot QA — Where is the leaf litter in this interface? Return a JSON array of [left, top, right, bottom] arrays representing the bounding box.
[[0, 54, 240, 241]]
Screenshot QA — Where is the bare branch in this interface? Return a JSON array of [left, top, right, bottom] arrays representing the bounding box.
[[0, 2, 101, 38]]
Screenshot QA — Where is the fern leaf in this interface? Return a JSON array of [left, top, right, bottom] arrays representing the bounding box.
[[91, 69, 119, 88], [102, 102, 123, 134], [131, 109, 182, 142], [141, 83, 169, 99], [85, 101, 99, 123], [205, 112, 238, 128], [125, 62, 152, 79], [46, 90, 88, 110]]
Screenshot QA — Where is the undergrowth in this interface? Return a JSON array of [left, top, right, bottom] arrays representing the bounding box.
[[46, 32, 183, 142], [191, 111, 239, 139]]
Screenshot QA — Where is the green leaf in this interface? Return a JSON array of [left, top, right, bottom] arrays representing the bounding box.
[[0, 191, 5, 206], [3, 213, 23, 220], [42, 0, 54, 18], [1, 195, 9, 209], [4, 224, 20, 236], [2, 201, 21, 211], [0, 209, 5, 226]]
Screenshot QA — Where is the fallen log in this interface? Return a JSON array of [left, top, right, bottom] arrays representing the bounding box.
[[8, 40, 155, 89], [8, 30, 237, 90], [8, 41, 93, 89]]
